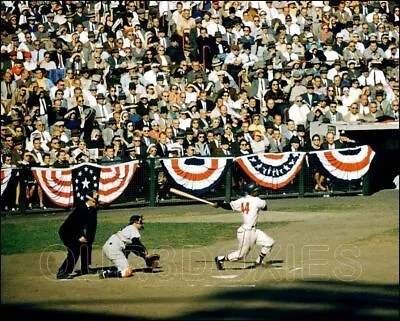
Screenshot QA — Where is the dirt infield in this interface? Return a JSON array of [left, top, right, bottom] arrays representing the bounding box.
[[1, 190, 398, 320]]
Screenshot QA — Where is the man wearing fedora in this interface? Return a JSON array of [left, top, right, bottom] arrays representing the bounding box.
[[212, 31, 230, 61], [288, 71, 307, 103], [93, 92, 112, 127], [250, 68, 269, 101]]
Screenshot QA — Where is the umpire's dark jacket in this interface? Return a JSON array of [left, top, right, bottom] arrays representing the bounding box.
[[59, 202, 97, 245]]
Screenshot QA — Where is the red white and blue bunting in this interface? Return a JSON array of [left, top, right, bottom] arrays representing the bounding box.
[[160, 157, 232, 195], [235, 152, 306, 189], [1, 168, 20, 196], [32, 161, 138, 207], [309, 145, 375, 181]]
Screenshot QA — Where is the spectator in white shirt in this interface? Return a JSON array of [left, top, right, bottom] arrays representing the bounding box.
[[207, 14, 226, 37], [384, 44, 399, 60], [288, 96, 310, 127]]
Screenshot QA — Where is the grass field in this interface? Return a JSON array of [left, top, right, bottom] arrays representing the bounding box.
[[1, 221, 287, 255], [1, 191, 399, 320]]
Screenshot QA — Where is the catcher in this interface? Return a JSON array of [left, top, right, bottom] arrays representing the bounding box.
[[100, 215, 160, 278]]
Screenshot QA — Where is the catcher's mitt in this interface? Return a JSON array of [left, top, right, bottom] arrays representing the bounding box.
[[145, 254, 160, 269]]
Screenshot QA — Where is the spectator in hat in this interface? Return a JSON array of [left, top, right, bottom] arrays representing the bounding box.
[[239, 42, 258, 71], [384, 41, 399, 62], [142, 62, 160, 87], [196, 27, 215, 71], [338, 129, 358, 148], [321, 38, 339, 66], [93, 93, 112, 127], [82, 11, 97, 33], [250, 68, 270, 101], [207, 13, 226, 37], [282, 14, 301, 37], [1, 71, 17, 103], [346, 60, 360, 80], [107, 47, 127, 71], [44, 12, 60, 33], [282, 135, 303, 152], [215, 135, 232, 156], [306, 102, 326, 126], [189, 16, 203, 55], [367, 59, 389, 87], [326, 59, 343, 82], [87, 49, 107, 73], [223, 6, 243, 28], [373, 90, 391, 112], [181, 128, 195, 151], [174, 8, 194, 37], [299, 79, 318, 104], [212, 31, 230, 60], [356, 65, 370, 87], [264, 79, 286, 115], [288, 95, 310, 127], [365, 4, 382, 23], [338, 85, 354, 110], [332, 33, 347, 56], [305, 42, 326, 67], [155, 45, 172, 68]]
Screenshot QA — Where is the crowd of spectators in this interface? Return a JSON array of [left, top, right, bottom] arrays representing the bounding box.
[[1, 1, 399, 207]]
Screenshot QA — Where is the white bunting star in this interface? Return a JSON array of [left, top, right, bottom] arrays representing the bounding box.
[[82, 178, 90, 189]]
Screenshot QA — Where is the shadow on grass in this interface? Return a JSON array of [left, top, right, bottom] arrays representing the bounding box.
[[1, 280, 398, 320]]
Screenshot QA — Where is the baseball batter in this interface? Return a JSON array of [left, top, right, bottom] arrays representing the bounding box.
[[214, 182, 275, 270]]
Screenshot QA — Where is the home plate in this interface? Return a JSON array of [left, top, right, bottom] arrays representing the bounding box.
[[212, 274, 238, 279]]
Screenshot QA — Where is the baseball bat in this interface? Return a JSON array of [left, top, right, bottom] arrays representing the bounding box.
[[169, 188, 215, 206]]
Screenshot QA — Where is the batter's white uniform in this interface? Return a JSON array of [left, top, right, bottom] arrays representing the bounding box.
[[227, 195, 274, 261], [103, 225, 140, 276]]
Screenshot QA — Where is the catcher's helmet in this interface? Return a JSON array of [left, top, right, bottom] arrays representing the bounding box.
[[129, 215, 143, 225], [244, 182, 261, 194]]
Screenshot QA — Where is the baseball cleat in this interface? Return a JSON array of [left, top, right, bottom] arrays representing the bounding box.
[[215, 256, 224, 270], [57, 272, 74, 280]]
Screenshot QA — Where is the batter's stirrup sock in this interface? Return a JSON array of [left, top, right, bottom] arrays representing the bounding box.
[[255, 253, 266, 265]]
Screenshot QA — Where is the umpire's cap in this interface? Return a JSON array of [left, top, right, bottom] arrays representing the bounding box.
[[244, 182, 261, 194], [129, 215, 143, 225]]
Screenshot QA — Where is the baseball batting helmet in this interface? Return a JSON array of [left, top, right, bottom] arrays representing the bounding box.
[[244, 182, 261, 194]]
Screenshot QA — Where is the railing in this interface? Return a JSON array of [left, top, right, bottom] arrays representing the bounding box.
[[0, 157, 369, 216]]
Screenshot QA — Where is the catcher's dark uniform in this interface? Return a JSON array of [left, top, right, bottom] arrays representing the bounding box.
[[57, 202, 97, 278]]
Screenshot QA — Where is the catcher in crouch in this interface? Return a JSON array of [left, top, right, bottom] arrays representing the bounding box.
[[100, 215, 160, 278], [214, 182, 275, 270]]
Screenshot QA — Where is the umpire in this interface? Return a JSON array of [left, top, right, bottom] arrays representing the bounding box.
[[56, 190, 98, 279]]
